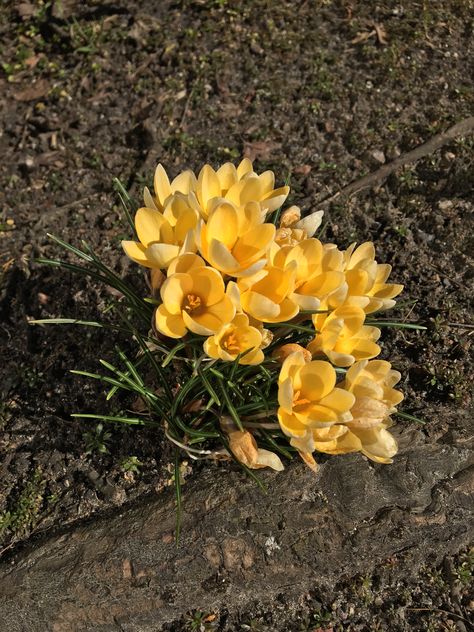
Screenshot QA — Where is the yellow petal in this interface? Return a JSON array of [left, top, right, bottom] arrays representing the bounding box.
[[299, 360, 336, 401], [146, 243, 180, 269], [168, 253, 206, 275], [206, 203, 239, 248], [261, 186, 290, 211], [171, 169, 196, 195], [278, 408, 307, 437], [155, 305, 187, 338], [143, 186, 158, 210], [161, 273, 192, 314], [236, 157, 253, 179], [241, 290, 280, 321], [208, 238, 240, 272], [216, 162, 237, 192], [255, 448, 284, 471], [294, 210, 324, 237], [135, 207, 166, 247], [154, 164, 172, 208], [190, 267, 225, 305], [122, 240, 153, 268], [278, 376, 294, 411], [197, 164, 220, 211], [232, 224, 276, 263], [279, 351, 306, 384], [318, 388, 355, 416], [298, 451, 318, 472]]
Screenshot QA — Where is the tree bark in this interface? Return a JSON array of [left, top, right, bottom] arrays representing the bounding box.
[[0, 420, 472, 632]]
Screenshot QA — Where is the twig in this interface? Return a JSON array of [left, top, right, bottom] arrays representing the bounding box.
[[406, 607, 472, 626], [316, 116, 474, 205]]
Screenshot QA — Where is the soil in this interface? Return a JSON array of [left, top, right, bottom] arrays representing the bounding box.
[[0, 0, 473, 630]]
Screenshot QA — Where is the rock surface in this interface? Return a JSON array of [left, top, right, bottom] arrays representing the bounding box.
[[1, 423, 472, 631]]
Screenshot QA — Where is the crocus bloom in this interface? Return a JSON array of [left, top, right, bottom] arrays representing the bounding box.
[[308, 305, 381, 367], [198, 201, 276, 277], [204, 313, 265, 365], [194, 159, 289, 218], [308, 360, 403, 463], [271, 238, 345, 311], [333, 242, 404, 313], [155, 254, 235, 338], [146, 164, 197, 212], [277, 351, 355, 454], [122, 202, 198, 270], [238, 264, 299, 323]]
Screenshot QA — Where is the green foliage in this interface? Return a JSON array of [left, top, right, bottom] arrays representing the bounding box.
[[0, 469, 46, 541], [120, 456, 143, 474], [83, 423, 112, 454]]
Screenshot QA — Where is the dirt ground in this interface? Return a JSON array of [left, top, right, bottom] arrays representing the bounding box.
[[0, 1, 473, 630]]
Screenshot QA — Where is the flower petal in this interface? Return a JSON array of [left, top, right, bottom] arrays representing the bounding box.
[[154, 164, 172, 208], [155, 305, 187, 338], [146, 243, 180, 269], [122, 240, 153, 268], [135, 207, 166, 247]]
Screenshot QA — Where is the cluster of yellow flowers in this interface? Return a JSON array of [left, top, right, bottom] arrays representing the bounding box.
[[122, 159, 405, 471]]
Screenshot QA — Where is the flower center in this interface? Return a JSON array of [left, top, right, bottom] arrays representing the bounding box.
[[184, 294, 202, 313], [223, 332, 241, 354], [292, 389, 311, 408]]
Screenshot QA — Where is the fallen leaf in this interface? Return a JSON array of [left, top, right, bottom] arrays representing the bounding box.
[[14, 79, 50, 102], [24, 54, 44, 68], [243, 140, 281, 162]]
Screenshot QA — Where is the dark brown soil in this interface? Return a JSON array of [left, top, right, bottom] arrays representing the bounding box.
[[0, 1, 473, 630]]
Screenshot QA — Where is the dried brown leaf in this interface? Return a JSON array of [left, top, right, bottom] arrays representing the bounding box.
[[243, 140, 281, 162], [14, 79, 50, 102]]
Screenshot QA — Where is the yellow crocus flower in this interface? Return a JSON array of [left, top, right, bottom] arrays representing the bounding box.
[[271, 238, 345, 311], [204, 313, 265, 365], [308, 305, 381, 367], [277, 351, 355, 454], [122, 200, 198, 270], [145, 164, 197, 212], [197, 200, 276, 277], [238, 264, 299, 323], [308, 359, 403, 463], [155, 254, 235, 338], [332, 242, 404, 313]]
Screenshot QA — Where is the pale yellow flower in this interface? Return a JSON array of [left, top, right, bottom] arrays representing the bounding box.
[[271, 238, 345, 311], [145, 164, 197, 212], [277, 351, 355, 454], [155, 254, 235, 338], [331, 242, 404, 313], [204, 313, 265, 365], [309, 360, 403, 463], [194, 159, 289, 218], [198, 200, 275, 277], [308, 305, 381, 367], [122, 202, 198, 270], [238, 264, 299, 323]]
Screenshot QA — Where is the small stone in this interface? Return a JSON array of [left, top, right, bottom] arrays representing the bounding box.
[[438, 199, 453, 211], [371, 149, 386, 164]]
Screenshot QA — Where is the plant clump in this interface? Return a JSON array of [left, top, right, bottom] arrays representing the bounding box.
[[36, 159, 423, 518]]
